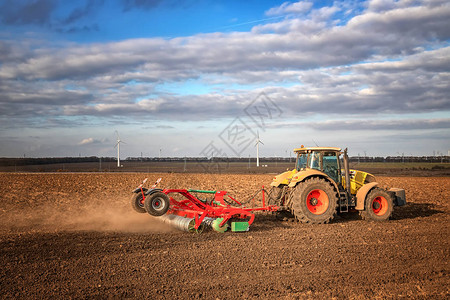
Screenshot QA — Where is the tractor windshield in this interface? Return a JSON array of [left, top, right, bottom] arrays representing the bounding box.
[[296, 153, 308, 170]]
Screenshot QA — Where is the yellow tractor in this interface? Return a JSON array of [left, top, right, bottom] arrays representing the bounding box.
[[270, 146, 406, 224]]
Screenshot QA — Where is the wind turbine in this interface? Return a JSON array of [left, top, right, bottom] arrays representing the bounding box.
[[255, 131, 264, 167], [114, 131, 126, 167]]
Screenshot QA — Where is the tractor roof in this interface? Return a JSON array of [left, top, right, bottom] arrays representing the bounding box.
[[293, 146, 342, 153]]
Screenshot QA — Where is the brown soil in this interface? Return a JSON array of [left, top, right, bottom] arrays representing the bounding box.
[[1, 173, 449, 299]]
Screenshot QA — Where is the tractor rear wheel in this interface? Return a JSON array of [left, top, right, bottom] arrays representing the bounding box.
[[144, 192, 170, 216], [291, 177, 337, 224], [360, 188, 393, 221], [131, 190, 147, 213]]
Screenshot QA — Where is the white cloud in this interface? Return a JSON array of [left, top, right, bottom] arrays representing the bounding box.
[[78, 138, 104, 145], [79, 138, 95, 145], [266, 1, 313, 16], [367, 0, 397, 12]]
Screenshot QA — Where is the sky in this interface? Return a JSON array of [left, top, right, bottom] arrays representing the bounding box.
[[0, 0, 449, 159]]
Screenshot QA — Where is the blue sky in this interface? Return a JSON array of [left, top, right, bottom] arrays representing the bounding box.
[[0, 0, 449, 159]]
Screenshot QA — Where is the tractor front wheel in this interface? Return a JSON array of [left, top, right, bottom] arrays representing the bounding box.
[[361, 188, 393, 221], [144, 192, 170, 216], [291, 177, 337, 224]]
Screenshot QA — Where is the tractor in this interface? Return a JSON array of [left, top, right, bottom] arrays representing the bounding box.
[[270, 146, 406, 223]]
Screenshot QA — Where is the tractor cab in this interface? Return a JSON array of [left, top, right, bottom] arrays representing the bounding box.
[[270, 146, 343, 188], [294, 146, 342, 183]]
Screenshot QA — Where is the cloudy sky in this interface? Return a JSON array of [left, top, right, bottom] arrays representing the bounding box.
[[0, 0, 449, 159]]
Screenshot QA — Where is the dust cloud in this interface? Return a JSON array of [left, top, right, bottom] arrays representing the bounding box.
[[0, 199, 174, 234]]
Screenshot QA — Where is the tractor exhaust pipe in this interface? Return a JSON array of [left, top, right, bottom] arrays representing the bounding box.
[[343, 148, 351, 194]]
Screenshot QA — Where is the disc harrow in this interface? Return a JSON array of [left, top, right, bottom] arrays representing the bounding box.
[[131, 178, 278, 233]]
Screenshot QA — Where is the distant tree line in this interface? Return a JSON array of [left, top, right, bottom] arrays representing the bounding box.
[[349, 156, 449, 163], [1, 155, 448, 167], [0, 157, 116, 167]]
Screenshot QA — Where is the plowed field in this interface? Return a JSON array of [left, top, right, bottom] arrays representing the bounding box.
[[1, 173, 449, 299]]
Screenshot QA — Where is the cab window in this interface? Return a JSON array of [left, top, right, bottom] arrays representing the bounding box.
[[296, 153, 308, 170], [323, 152, 339, 182]]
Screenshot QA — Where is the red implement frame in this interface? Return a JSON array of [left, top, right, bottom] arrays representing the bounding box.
[[160, 188, 278, 230]]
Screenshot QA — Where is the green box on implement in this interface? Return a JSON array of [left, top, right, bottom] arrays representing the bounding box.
[[231, 221, 249, 232]]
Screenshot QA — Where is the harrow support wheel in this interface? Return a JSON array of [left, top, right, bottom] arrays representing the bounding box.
[[291, 177, 338, 224], [131, 190, 147, 213], [360, 188, 393, 221], [144, 192, 170, 216], [211, 218, 229, 233]]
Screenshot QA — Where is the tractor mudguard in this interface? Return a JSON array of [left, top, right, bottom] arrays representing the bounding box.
[[271, 169, 297, 187], [288, 169, 336, 187], [355, 182, 379, 210], [288, 169, 340, 195], [288, 169, 322, 187]]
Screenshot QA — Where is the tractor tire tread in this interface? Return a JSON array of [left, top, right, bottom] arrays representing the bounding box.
[[360, 187, 393, 221], [291, 177, 338, 224], [144, 191, 170, 217]]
